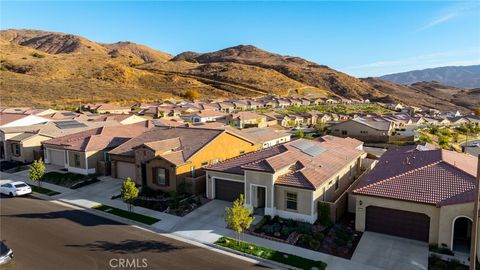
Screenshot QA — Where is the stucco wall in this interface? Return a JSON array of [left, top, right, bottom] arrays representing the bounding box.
[[275, 185, 313, 216], [205, 171, 244, 199], [330, 120, 391, 142], [146, 157, 178, 192], [354, 195, 440, 244]]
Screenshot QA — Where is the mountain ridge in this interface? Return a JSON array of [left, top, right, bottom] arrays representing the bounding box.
[[0, 29, 477, 111], [379, 65, 480, 89]]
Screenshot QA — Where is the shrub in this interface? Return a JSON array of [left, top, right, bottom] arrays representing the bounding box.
[[263, 225, 274, 235], [313, 231, 324, 241], [335, 238, 346, 246], [281, 226, 292, 236], [309, 239, 321, 250], [31, 52, 45, 58], [318, 202, 333, 226], [298, 234, 313, 246], [297, 222, 313, 234], [336, 229, 351, 241], [272, 223, 282, 233]]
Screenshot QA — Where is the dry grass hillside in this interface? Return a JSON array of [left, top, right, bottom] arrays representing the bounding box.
[[0, 29, 475, 111]]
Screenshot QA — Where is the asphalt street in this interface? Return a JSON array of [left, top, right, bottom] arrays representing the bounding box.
[[0, 195, 268, 270]]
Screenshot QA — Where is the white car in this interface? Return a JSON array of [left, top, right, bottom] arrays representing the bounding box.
[[0, 181, 32, 197], [471, 142, 480, 147]]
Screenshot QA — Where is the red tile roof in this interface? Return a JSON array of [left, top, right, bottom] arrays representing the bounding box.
[[353, 148, 478, 206], [207, 136, 364, 189]]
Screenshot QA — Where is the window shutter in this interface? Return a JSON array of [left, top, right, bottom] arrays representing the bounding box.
[[152, 167, 157, 185], [165, 169, 170, 186]]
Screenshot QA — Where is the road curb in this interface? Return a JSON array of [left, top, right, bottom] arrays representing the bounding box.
[[40, 197, 281, 269]]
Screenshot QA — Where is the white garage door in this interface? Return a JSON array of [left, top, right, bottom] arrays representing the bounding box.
[[49, 149, 65, 166], [116, 161, 136, 180]]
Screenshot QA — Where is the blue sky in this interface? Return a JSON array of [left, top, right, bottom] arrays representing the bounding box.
[[1, 1, 479, 77]]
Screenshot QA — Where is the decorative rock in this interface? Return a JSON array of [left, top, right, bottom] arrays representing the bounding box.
[[283, 254, 288, 259]]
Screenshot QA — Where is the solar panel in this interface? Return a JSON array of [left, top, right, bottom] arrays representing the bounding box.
[[55, 121, 87, 129], [291, 140, 326, 157]]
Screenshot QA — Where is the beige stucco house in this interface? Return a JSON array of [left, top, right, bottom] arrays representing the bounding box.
[[352, 146, 479, 259], [205, 135, 366, 223], [329, 118, 394, 142]]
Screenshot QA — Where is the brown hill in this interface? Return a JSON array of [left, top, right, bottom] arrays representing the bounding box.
[[0, 29, 475, 111], [361, 78, 477, 111]]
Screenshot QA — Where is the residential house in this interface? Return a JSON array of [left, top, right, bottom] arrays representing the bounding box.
[[227, 112, 267, 129], [243, 127, 291, 148], [82, 103, 132, 114], [329, 118, 394, 142], [205, 135, 366, 223], [188, 110, 227, 123], [90, 114, 147, 125], [0, 113, 50, 128], [108, 126, 260, 194], [217, 102, 236, 113], [352, 146, 480, 256], [42, 121, 153, 175]]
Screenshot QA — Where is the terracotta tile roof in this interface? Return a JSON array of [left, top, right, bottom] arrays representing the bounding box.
[[42, 121, 153, 151], [90, 114, 134, 122], [206, 144, 287, 174], [353, 148, 478, 206], [243, 127, 290, 143], [109, 126, 224, 165], [207, 136, 365, 189]]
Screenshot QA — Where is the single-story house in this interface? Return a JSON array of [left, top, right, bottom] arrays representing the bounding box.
[[352, 147, 480, 258], [243, 127, 291, 148], [205, 135, 366, 223], [82, 103, 131, 114], [42, 121, 153, 175], [188, 110, 227, 123], [108, 126, 260, 194], [227, 112, 267, 129], [0, 113, 50, 128], [329, 118, 394, 142]]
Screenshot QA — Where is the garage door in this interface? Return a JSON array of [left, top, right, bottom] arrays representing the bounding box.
[[49, 149, 65, 166], [116, 161, 136, 180], [366, 206, 430, 242], [215, 178, 244, 202]]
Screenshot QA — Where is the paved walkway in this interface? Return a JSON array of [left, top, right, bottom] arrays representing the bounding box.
[[1, 168, 389, 270]]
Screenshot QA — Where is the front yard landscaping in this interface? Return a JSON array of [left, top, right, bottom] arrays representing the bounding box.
[[429, 254, 468, 270], [216, 236, 327, 270], [131, 187, 210, 217], [251, 213, 361, 259], [42, 171, 99, 189], [31, 185, 61, 196], [92, 204, 160, 225], [0, 160, 30, 172]]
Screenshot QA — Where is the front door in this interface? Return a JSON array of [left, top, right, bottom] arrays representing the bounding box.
[[257, 186, 266, 208], [141, 163, 147, 186]]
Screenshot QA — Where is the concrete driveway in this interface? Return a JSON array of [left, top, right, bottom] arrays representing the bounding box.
[[351, 232, 428, 270], [171, 200, 235, 243]]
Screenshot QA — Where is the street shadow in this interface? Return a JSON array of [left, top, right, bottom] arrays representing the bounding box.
[[3, 209, 120, 226], [66, 239, 183, 254]]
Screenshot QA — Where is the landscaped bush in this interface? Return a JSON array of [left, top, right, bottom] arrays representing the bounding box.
[[313, 231, 324, 241], [297, 222, 313, 234], [309, 239, 321, 250], [216, 237, 327, 270]]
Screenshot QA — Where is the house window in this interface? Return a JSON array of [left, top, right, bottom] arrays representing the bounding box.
[[211, 159, 219, 165], [153, 167, 169, 186], [350, 165, 353, 176], [286, 192, 297, 210], [11, 143, 21, 156], [335, 176, 340, 191], [73, 153, 81, 168], [360, 131, 368, 134], [239, 150, 245, 155], [341, 130, 348, 135]]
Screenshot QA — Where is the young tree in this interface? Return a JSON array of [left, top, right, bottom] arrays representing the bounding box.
[[121, 177, 139, 212], [224, 194, 254, 245], [295, 130, 305, 138], [29, 158, 45, 187]]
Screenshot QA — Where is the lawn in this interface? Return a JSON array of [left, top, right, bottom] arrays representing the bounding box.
[[31, 185, 61, 196], [215, 236, 327, 270], [42, 172, 99, 189], [92, 204, 160, 225]]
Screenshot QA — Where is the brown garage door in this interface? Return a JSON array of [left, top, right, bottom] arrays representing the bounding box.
[[215, 178, 244, 202], [366, 206, 430, 242]]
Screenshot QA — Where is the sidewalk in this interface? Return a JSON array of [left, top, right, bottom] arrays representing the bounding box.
[[0, 170, 381, 270]]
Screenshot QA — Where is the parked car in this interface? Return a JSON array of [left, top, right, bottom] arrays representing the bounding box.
[[0, 241, 13, 265], [0, 181, 32, 197], [471, 142, 480, 147]]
